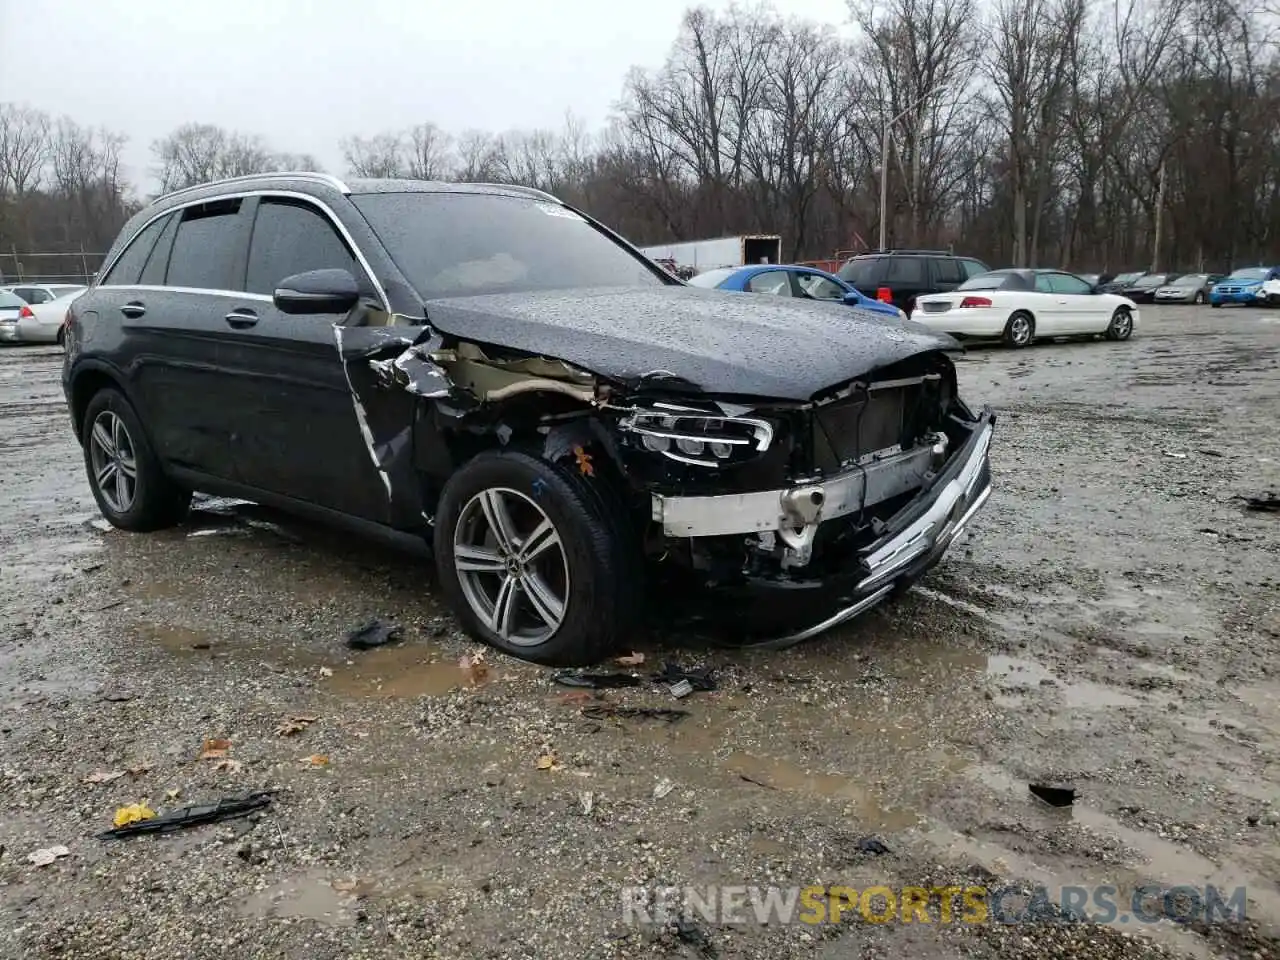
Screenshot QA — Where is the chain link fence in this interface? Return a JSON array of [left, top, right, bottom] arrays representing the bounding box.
[[0, 249, 107, 285]]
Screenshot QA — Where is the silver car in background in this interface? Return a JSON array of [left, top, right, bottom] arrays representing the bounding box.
[[1154, 273, 1222, 305], [0, 290, 26, 342]]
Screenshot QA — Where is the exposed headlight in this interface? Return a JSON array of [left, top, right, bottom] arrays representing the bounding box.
[[619, 404, 774, 468]]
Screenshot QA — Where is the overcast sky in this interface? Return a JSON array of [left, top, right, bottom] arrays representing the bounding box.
[[0, 0, 851, 190]]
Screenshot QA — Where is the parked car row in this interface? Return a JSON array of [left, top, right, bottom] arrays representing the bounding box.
[[0, 284, 85, 344]]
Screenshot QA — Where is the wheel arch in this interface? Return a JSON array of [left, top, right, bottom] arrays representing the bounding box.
[[68, 360, 131, 442]]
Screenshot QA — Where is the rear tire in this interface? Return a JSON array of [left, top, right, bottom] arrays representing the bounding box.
[[82, 388, 190, 531], [1002, 311, 1034, 348], [433, 450, 634, 666], [1105, 307, 1134, 341]]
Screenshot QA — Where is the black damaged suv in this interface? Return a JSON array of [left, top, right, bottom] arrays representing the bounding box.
[[63, 173, 995, 665]]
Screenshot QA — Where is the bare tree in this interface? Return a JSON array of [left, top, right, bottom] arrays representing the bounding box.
[[0, 104, 51, 196], [340, 133, 405, 178], [405, 123, 454, 180], [454, 129, 501, 181], [152, 123, 276, 192]]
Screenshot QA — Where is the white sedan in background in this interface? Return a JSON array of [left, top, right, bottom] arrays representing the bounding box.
[[909, 268, 1139, 348], [12, 287, 84, 345]]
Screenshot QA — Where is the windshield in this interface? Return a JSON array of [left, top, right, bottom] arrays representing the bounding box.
[[1171, 274, 1205, 284], [351, 192, 666, 299], [1229, 267, 1268, 280], [1134, 275, 1164, 288], [686, 268, 735, 288], [1114, 272, 1141, 283]]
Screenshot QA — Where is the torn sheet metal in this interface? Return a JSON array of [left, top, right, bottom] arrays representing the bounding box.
[[334, 325, 393, 499]]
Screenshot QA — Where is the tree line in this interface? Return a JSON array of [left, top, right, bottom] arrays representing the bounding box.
[[2, 0, 1279, 278]]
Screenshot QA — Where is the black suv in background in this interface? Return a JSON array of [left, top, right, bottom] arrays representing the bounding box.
[[837, 250, 990, 313]]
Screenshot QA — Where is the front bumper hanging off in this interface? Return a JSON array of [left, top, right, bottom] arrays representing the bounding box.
[[650, 409, 996, 644]]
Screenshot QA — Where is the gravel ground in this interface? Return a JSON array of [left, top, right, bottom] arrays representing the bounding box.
[[1, 305, 1278, 960]]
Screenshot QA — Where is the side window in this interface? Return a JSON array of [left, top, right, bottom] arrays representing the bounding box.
[[1034, 273, 1055, 294], [885, 257, 924, 284], [12, 287, 39, 303], [100, 216, 170, 287], [796, 272, 845, 300], [246, 199, 359, 296], [961, 259, 987, 279], [933, 258, 963, 284], [139, 214, 179, 286], [745, 271, 794, 296], [29, 289, 53, 304], [165, 199, 245, 290], [838, 257, 882, 286], [1048, 273, 1092, 295]]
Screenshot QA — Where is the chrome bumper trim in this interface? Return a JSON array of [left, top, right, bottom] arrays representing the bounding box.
[[772, 584, 895, 644]]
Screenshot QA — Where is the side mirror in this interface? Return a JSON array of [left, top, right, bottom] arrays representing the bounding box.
[[842, 290, 862, 305], [273, 268, 360, 315]]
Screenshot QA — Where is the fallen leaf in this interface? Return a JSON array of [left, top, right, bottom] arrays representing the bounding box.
[[165, 788, 182, 800], [275, 715, 319, 736], [535, 752, 561, 771], [573, 445, 595, 477], [198, 738, 231, 760], [318, 666, 334, 678], [213, 759, 243, 773], [127, 762, 152, 776], [459, 650, 491, 685], [83, 770, 125, 785], [28, 845, 70, 867], [653, 777, 675, 799], [554, 690, 597, 705], [113, 803, 156, 828], [299, 754, 330, 767], [615, 652, 645, 666]]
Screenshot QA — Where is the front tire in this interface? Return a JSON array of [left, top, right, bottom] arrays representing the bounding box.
[[433, 450, 634, 666], [1194, 291, 1205, 305], [1105, 307, 1134, 341], [82, 388, 190, 531], [1002, 311, 1034, 348]]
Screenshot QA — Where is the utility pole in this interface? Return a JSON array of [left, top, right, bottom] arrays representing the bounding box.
[[878, 85, 944, 252], [1151, 159, 1166, 274]]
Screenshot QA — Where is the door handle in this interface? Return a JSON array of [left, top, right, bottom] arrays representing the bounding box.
[[1057, 299, 1069, 304], [120, 301, 145, 318], [224, 309, 258, 329]]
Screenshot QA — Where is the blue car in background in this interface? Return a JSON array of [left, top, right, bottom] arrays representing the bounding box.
[[1209, 266, 1280, 306], [686, 264, 907, 320]]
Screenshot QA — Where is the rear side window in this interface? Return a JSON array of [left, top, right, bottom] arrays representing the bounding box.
[[139, 214, 179, 286], [101, 216, 170, 286], [933, 258, 963, 284], [1048, 273, 1092, 295], [885, 258, 924, 283], [165, 199, 245, 290], [961, 259, 987, 279], [246, 199, 360, 296], [837, 257, 882, 286]]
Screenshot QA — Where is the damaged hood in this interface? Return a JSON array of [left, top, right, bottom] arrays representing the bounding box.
[[422, 286, 958, 400]]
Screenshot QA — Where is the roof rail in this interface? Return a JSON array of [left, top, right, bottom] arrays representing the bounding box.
[[873, 248, 954, 256], [156, 171, 350, 204], [467, 181, 560, 202]]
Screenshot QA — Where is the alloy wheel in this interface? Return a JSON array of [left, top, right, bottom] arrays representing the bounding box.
[[1010, 315, 1031, 345], [453, 487, 570, 646], [1112, 310, 1133, 338], [88, 410, 138, 513]]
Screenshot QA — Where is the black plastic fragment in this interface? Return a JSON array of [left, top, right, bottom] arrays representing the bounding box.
[[345, 618, 403, 650], [99, 790, 276, 839], [551, 670, 642, 689], [1242, 494, 1280, 513], [580, 705, 689, 723], [856, 836, 891, 855], [654, 662, 717, 692], [1029, 783, 1076, 807]]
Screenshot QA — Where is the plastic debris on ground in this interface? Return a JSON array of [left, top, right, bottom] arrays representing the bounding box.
[[653, 662, 717, 692], [580, 791, 594, 815], [28, 845, 70, 866], [100, 791, 276, 839], [615, 652, 645, 666], [1029, 783, 1076, 807], [653, 777, 675, 799], [855, 836, 891, 855], [113, 803, 156, 828], [580, 705, 689, 724], [551, 670, 642, 689], [344, 618, 403, 650]]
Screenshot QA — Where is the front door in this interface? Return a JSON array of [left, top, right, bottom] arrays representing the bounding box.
[[1046, 272, 1103, 333], [217, 195, 408, 523]]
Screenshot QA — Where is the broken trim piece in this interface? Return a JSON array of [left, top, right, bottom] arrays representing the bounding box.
[[485, 379, 595, 404], [334, 325, 393, 499]]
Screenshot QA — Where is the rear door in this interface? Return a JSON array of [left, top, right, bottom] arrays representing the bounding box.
[[882, 256, 926, 312], [220, 195, 395, 522], [120, 199, 254, 477], [930, 257, 966, 296]]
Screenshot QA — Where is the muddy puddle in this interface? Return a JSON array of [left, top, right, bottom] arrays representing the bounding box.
[[323, 643, 499, 697], [986, 654, 1140, 709]]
